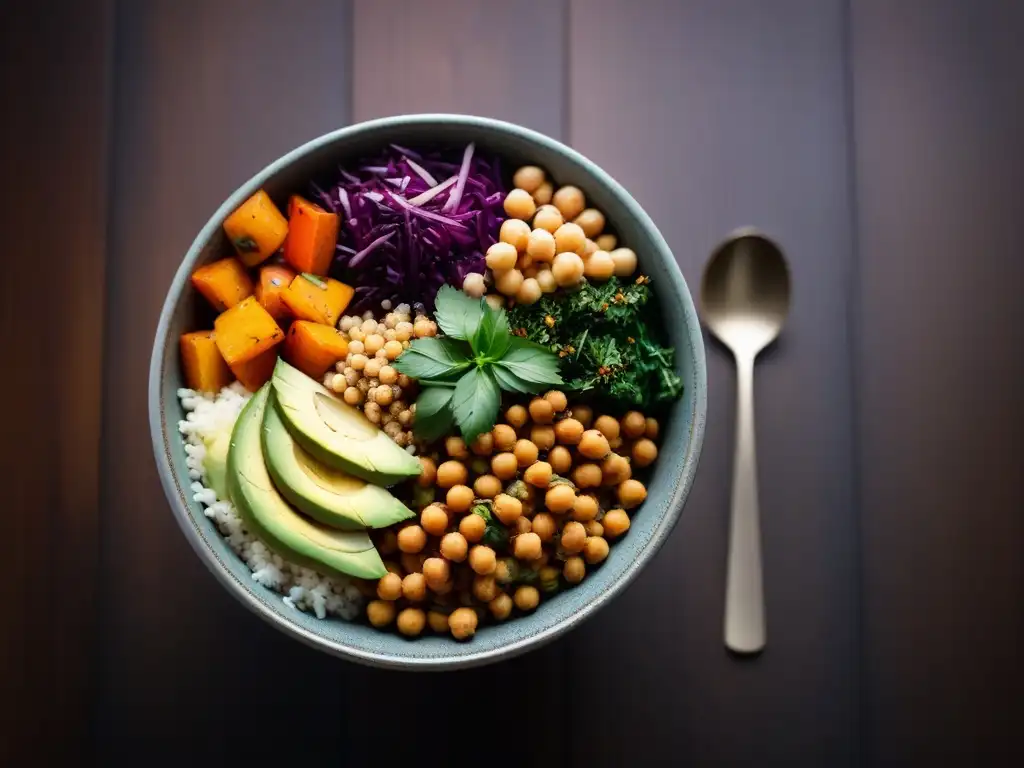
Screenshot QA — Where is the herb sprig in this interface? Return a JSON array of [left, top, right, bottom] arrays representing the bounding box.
[[394, 286, 563, 442]]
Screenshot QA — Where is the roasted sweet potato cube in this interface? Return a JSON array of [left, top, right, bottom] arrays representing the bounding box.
[[213, 296, 284, 366], [254, 264, 295, 322], [191, 257, 254, 311], [222, 189, 289, 267], [229, 347, 278, 391], [280, 274, 354, 326], [179, 331, 233, 392], [283, 321, 350, 379]]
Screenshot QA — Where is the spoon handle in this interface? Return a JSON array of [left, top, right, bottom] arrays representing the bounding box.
[[724, 354, 766, 654]]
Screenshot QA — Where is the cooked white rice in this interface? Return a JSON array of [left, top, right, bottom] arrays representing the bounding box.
[[177, 383, 363, 621]]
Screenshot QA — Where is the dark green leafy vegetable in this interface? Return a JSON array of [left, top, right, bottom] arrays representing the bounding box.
[[451, 367, 501, 442], [472, 503, 508, 548], [410, 385, 456, 442]]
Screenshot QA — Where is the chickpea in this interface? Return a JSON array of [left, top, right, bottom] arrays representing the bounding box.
[[532, 181, 554, 205], [463, 272, 487, 298], [367, 600, 397, 627], [343, 386, 363, 406], [525, 399, 552, 426], [516, 277, 542, 305], [645, 417, 660, 440], [572, 463, 603, 489], [544, 484, 576, 514], [402, 572, 428, 602], [505, 405, 529, 428], [413, 319, 437, 338], [595, 233, 618, 252], [492, 423, 517, 452], [584, 520, 604, 537], [474, 474, 503, 499], [394, 322, 414, 342], [449, 607, 479, 640], [503, 188, 537, 220], [526, 228, 556, 263], [422, 557, 451, 587], [574, 208, 606, 238], [348, 327, 366, 343], [513, 165, 545, 193], [553, 222, 586, 255], [348, 339, 366, 355], [601, 453, 632, 485], [548, 446, 573, 474], [533, 204, 564, 233], [365, 334, 386, 356], [583, 238, 599, 256], [618, 479, 648, 509], [436, 460, 468, 488], [459, 513, 486, 543], [493, 493, 523, 524], [603, 509, 631, 539], [563, 556, 586, 584], [528, 426, 554, 452], [420, 504, 449, 536], [491, 452, 519, 481], [571, 493, 600, 522], [383, 340, 404, 360], [397, 525, 427, 553], [579, 429, 611, 460], [469, 545, 497, 575], [583, 249, 615, 281], [621, 410, 646, 439], [350, 353, 368, 371], [377, 572, 403, 601], [378, 529, 399, 555], [583, 536, 610, 564], [535, 268, 557, 293], [513, 439, 539, 467], [433, 579, 454, 596], [472, 574, 500, 603], [379, 365, 399, 385], [571, 404, 594, 428], [538, 389, 565, 413], [515, 516, 533, 535], [489, 593, 514, 621], [611, 247, 638, 277], [555, 521, 585, 553], [512, 532, 542, 561], [428, 610, 450, 633], [363, 400, 381, 423], [554, 418, 584, 445], [531, 513, 557, 543], [523, 461, 553, 488], [363, 358, 382, 379], [495, 557, 517, 584], [552, 185, 586, 220], [401, 552, 426, 575], [440, 531, 469, 562], [500, 219, 532, 254], [372, 385, 394, 406], [632, 438, 659, 467], [445, 436, 469, 459], [484, 294, 504, 312], [495, 268, 525, 297], [514, 585, 541, 612], [486, 241, 518, 271], [552, 252, 585, 287], [446, 484, 475, 513]]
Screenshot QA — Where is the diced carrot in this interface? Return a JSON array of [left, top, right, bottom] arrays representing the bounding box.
[[213, 296, 284, 366], [283, 195, 340, 276], [283, 321, 350, 380], [222, 189, 289, 267], [280, 274, 354, 327], [229, 347, 278, 391], [180, 331, 233, 393], [191, 258, 254, 311], [254, 263, 296, 322]]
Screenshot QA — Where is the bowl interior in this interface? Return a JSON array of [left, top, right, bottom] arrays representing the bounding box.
[[151, 115, 707, 669]]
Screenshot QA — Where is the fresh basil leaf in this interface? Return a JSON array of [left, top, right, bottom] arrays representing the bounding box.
[[432, 284, 484, 340], [451, 366, 501, 442], [495, 337, 564, 386], [412, 385, 456, 442], [393, 337, 472, 381], [491, 362, 543, 395], [471, 303, 511, 358]]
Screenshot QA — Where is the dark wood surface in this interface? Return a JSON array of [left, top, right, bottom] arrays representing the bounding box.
[[2, 1, 1021, 764]]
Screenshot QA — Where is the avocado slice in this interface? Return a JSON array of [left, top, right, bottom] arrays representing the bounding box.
[[270, 359, 422, 486], [262, 390, 415, 530], [227, 385, 386, 581], [202, 428, 231, 502]]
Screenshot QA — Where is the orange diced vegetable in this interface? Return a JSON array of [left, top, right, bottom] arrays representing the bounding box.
[[280, 274, 354, 326], [179, 331, 233, 393], [284, 321, 350, 379], [213, 296, 285, 366], [229, 347, 278, 391], [283, 195, 340, 276], [222, 189, 289, 267], [254, 264, 296, 322], [191, 258, 254, 311]]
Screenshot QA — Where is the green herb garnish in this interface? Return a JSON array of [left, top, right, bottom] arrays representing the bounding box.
[[472, 503, 508, 548], [232, 235, 259, 253], [301, 272, 328, 289], [395, 286, 563, 441]]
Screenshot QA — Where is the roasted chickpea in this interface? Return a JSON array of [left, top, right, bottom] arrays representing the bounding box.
[[469, 431, 494, 456], [523, 461, 553, 488], [515, 516, 533, 535], [601, 453, 632, 485], [531, 513, 557, 543], [533, 204, 565, 233], [611, 247, 638, 277], [632, 438, 659, 467], [367, 600, 397, 627], [440, 531, 469, 562], [470, 574, 498, 603], [469, 545, 497, 575], [583, 249, 615, 281], [583, 238, 599, 256], [505, 404, 528, 428], [491, 424, 517, 452], [529, 397, 555, 424], [397, 525, 427, 553], [513, 532, 543, 560], [445, 436, 469, 459], [514, 439, 539, 467], [579, 429, 611, 460], [495, 557, 517, 584], [526, 227, 556, 263], [572, 493, 600, 522], [428, 610, 450, 633], [595, 233, 618, 252], [621, 410, 646, 439], [536, 268, 558, 293], [553, 222, 586, 255], [377, 572, 403, 601], [552, 252, 585, 287], [584, 520, 604, 537], [452, 511, 486, 543], [603, 509, 632, 538], [436, 460, 468, 488], [528, 425, 554, 451], [594, 415, 621, 441], [474, 474, 503, 499], [446, 484, 475, 513], [401, 552, 426, 575], [493, 493, 523, 525], [495, 268, 525, 297], [417, 456, 437, 488], [548, 445, 573, 474], [571, 463, 603, 489], [402, 572, 428, 602], [563, 556, 586, 584], [448, 607, 479, 640], [583, 536, 610, 564], [500, 217, 532, 252], [551, 419, 582, 447], [545, 484, 576, 514], [489, 593, 514, 621], [552, 185, 586, 220], [514, 585, 541, 611], [618, 479, 648, 509], [513, 165, 545, 193], [422, 557, 451, 587], [504, 188, 537, 220], [539, 390, 566, 413], [571, 404, 594, 428], [574, 208, 606, 238], [532, 181, 554, 205], [561, 521, 587, 553], [420, 504, 449, 536], [645, 417, 660, 440], [491, 452, 519, 481], [486, 241, 518, 271]]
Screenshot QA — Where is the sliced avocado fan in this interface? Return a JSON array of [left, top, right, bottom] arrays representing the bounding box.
[[270, 358, 422, 486], [227, 384, 386, 581], [262, 389, 415, 531]]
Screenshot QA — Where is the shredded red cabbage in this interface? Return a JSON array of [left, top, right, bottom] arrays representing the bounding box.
[[311, 143, 506, 313]]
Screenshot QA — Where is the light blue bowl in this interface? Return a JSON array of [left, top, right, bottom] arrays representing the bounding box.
[[149, 114, 707, 670]]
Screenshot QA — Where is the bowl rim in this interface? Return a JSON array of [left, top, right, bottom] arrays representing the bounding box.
[[149, 113, 708, 670]]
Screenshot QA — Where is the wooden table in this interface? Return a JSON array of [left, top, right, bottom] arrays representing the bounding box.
[[4, 1, 1021, 765]]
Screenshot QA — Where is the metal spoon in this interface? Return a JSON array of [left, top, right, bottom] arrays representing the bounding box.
[[700, 229, 791, 655]]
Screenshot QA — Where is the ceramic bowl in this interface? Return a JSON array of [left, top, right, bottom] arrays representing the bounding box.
[[149, 114, 707, 670]]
